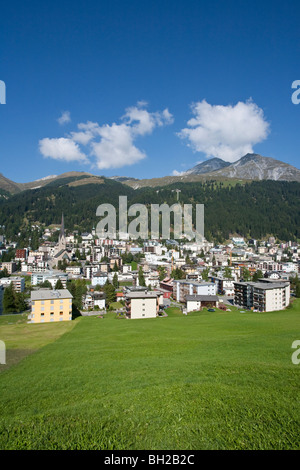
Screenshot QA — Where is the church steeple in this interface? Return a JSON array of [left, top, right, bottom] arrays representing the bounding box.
[[58, 213, 66, 251]]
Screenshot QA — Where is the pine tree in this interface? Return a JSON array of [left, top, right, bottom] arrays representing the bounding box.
[[113, 272, 119, 289], [3, 283, 16, 314], [55, 279, 64, 290], [103, 283, 116, 305], [138, 266, 146, 287], [252, 269, 263, 282]]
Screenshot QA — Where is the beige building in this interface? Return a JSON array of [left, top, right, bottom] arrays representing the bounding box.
[[234, 280, 290, 312], [252, 282, 290, 312], [1, 262, 17, 275], [125, 291, 159, 319], [30, 289, 73, 323]]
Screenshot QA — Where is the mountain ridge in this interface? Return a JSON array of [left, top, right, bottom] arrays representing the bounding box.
[[0, 154, 299, 193]]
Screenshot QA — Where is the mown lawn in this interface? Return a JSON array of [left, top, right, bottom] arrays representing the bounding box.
[[0, 300, 300, 450]]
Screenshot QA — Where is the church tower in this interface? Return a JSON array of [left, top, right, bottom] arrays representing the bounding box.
[[58, 213, 66, 252]]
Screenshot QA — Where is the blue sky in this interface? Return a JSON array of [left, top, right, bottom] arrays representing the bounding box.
[[1, 0, 300, 182]]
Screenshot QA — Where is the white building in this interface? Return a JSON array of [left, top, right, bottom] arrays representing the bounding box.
[[91, 272, 108, 287], [173, 280, 217, 302], [125, 291, 159, 319], [186, 294, 219, 312], [31, 271, 68, 288], [83, 292, 106, 310], [212, 277, 235, 297], [66, 266, 82, 276], [0, 276, 25, 293], [234, 280, 290, 312]]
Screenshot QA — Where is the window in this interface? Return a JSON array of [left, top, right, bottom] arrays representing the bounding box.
[[60, 312, 63, 315]]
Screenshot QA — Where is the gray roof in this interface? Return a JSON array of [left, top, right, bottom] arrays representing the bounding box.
[[234, 281, 289, 290], [126, 292, 158, 299], [186, 295, 219, 302], [54, 249, 70, 259], [252, 282, 289, 290], [31, 289, 73, 301], [174, 280, 213, 286]]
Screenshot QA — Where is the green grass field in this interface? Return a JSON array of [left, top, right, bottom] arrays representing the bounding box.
[[0, 300, 300, 450]]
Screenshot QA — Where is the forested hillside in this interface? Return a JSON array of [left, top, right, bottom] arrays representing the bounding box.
[[0, 176, 299, 243]]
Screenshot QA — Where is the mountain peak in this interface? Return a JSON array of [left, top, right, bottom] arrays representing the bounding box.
[[185, 157, 230, 175], [182, 153, 300, 182]]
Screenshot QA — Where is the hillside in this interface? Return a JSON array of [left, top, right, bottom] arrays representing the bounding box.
[[0, 173, 23, 194], [1, 304, 300, 449], [0, 177, 299, 243]]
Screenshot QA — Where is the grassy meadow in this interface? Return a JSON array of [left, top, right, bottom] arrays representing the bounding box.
[[0, 300, 300, 450]]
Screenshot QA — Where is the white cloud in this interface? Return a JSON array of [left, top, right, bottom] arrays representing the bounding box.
[[40, 103, 174, 170], [171, 169, 185, 176], [39, 137, 88, 162], [90, 123, 146, 170], [178, 99, 270, 162], [123, 105, 174, 136], [57, 111, 71, 125], [89, 105, 173, 169]]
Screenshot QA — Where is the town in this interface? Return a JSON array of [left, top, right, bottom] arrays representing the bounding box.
[[0, 213, 299, 322]]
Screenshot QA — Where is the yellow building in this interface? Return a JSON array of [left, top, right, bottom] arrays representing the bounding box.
[[30, 289, 73, 323]]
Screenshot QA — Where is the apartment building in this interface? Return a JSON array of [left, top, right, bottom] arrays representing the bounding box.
[[91, 271, 108, 287], [125, 291, 159, 319], [234, 281, 254, 309], [1, 262, 17, 275], [65, 266, 82, 276], [252, 281, 290, 312], [212, 276, 235, 296], [173, 279, 217, 303], [31, 271, 68, 288], [15, 249, 27, 262], [234, 280, 290, 312], [0, 276, 25, 293], [30, 289, 73, 323], [83, 291, 106, 310]]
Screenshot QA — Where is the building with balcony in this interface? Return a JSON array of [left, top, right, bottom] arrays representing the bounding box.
[[0, 276, 25, 293], [173, 280, 216, 303], [234, 280, 290, 312], [125, 291, 159, 319]]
